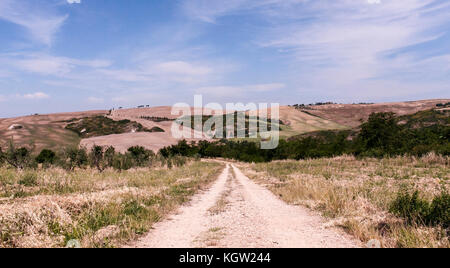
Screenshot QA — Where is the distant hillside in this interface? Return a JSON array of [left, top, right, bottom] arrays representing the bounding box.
[[289, 108, 449, 146], [1, 99, 448, 154], [0, 110, 107, 153], [275, 106, 348, 137], [295, 99, 449, 128], [398, 109, 450, 128], [161, 108, 450, 162]]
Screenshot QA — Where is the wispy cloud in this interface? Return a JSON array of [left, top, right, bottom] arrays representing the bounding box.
[[185, 0, 450, 100], [21, 92, 50, 100], [0, 0, 68, 45], [156, 61, 212, 76], [0, 92, 51, 102], [10, 54, 112, 76], [196, 83, 285, 97], [86, 97, 104, 104]]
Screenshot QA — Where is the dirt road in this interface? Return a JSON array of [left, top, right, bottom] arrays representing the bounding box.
[[130, 164, 360, 248]]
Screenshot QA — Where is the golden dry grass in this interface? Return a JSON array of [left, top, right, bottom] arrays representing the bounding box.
[[0, 161, 224, 248], [0, 111, 106, 153], [304, 99, 449, 128], [240, 153, 449, 248]]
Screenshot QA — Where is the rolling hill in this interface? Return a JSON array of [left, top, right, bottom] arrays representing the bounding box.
[[1, 99, 448, 154], [296, 99, 448, 128], [0, 110, 107, 153]]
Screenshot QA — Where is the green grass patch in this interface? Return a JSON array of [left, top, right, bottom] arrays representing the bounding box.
[[65, 116, 163, 138]]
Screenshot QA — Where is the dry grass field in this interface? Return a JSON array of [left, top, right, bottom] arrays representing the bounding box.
[[0, 161, 224, 248], [240, 153, 449, 248], [303, 99, 449, 128], [0, 111, 107, 153], [276, 106, 348, 138]]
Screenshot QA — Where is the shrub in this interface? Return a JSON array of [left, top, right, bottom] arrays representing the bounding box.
[[0, 142, 34, 169], [390, 190, 450, 228], [173, 156, 187, 167], [36, 149, 56, 165], [89, 146, 107, 172], [19, 172, 38, 187], [127, 146, 153, 166], [104, 146, 116, 168], [123, 200, 147, 216], [62, 147, 88, 171], [150, 127, 165, 133], [428, 192, 450, 229], [112, 154, 133, 171], [390, 191, 430, 225]]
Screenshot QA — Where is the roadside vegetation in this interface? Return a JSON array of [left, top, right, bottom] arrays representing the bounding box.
[[0, 139, 224, 248], [240, 154, 449, 248], [0, 158, 224, 248]]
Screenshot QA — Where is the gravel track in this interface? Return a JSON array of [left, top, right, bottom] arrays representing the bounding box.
[[129, 164, 360, 248]]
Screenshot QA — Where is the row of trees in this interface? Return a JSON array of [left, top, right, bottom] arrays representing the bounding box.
[[0, 143, 190, 171], [161, 112, 450, 162], [2, 111, 448, 168]]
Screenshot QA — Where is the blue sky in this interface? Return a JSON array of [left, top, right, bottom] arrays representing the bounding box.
[[0, 0, 450, 117]]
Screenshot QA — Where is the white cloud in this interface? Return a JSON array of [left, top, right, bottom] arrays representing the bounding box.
[[246, 83, 285, 92], [183, 0, 450, 100], [86, 97, 104, 104], [259, 0, 450, 99], [67, 0, 81, 4], [21, 92, 50, 100], [95, 60, 216, 84], [0, 92, 50, 102], [196, 83, 285, 97], [5, 54, 112, 76], [157, 61, 212, 76], [0, 0, 68, 45], [183, 0, 249, 23]]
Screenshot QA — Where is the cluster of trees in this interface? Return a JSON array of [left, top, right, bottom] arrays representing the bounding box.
[[65, 116, 153, 138], [140, 116, 174, 122], [161, 112, 450, 162], [436, 102, 450, 108], [2, 111, 447, 169], [0, 143, 190, 172], [291, 102, 337, 108]]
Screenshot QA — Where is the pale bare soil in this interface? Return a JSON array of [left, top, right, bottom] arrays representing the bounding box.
[[130, 164, 360, 248]]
